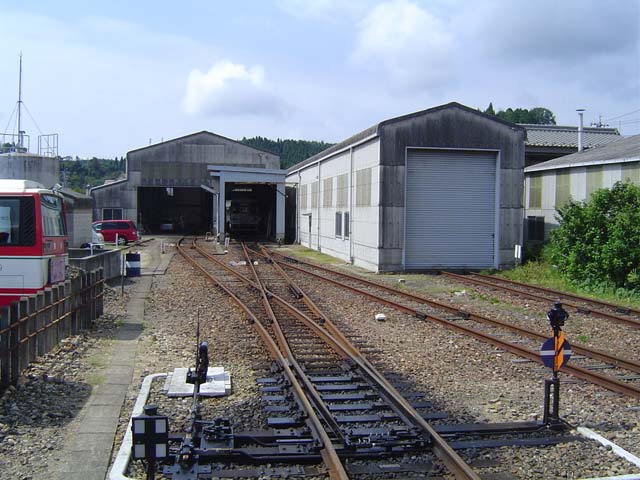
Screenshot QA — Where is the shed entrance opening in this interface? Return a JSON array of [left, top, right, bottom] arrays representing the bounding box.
[[137, 187, 213, 234], [225, 183, 276, 241]]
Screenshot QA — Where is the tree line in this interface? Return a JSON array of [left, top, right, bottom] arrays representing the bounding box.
[[61, 157, 125, 193], [483, 103, 556, 125], [239, 136, 334, 170]]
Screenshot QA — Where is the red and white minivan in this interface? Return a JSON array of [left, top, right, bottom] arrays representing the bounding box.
[[92, 219, 138, 245]]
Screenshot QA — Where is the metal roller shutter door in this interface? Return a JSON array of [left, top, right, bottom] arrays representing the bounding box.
[[405, 150, 496, 269]]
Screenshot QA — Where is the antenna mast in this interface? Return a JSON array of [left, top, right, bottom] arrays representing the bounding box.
[[17, 52, 23, 150]]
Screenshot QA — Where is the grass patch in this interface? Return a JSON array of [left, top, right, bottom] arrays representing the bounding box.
[[279, 246, 345, 265], [470, 292, 501, 305], [86, 373, 105, 386], [493, 261, 640, 309], [576, 334, 589, 343]]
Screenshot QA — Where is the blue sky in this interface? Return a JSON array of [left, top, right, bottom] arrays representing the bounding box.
[[1, 0, 638, 158]]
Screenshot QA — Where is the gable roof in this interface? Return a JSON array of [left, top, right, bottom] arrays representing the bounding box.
[[522, 124, 620, 149], [525, 134, 640, 173], [287, 102, 522, 174], [127, 130, 279, 157]]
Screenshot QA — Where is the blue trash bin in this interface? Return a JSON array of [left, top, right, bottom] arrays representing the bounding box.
[[125, 252, 141, 277]]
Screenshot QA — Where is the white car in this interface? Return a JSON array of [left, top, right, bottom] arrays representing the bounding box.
[[81, 229, 105, 249]]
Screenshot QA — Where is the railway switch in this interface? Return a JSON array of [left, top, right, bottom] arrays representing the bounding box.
[[541, 302, 572, 429]]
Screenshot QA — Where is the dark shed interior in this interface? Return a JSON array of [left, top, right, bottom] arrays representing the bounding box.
[[137, 187, 213, 234]]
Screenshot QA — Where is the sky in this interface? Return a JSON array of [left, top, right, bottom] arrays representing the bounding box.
[[1, 0, 638, 159]]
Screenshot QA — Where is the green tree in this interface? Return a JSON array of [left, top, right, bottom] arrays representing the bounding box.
[[548, 181, 640, 290], [484, 103, 495, 116], [485, 105, 557, 125]]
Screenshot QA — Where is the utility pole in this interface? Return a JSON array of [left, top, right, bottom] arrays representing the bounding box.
[[17, 52, 23, 150]]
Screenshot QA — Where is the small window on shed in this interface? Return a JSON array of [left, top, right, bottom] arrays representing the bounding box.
[[336, 174, 348, 208], [555, 170, 571, 208], [526, 216, 545, 242], [622, 161, 640, 185], [528, 174, 542, 209], [103, 208, 123, 220], [300, 185, 308, 210], [335, 212, 342, 237], [323, 178, 333, 207], [586, 165, 603, 198], [311, 181, 319, 209], [355, 168, 372, 206], [344, 211, 350, 238]]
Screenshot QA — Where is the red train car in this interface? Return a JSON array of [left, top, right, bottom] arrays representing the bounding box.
[[0, 180, 68, 307]]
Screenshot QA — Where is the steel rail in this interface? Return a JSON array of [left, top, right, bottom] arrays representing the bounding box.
[[239, 243, 346, 442], [196, 242, 481, 480], [176, 239, 350, 480], [261, 249, 640, 399], [441, 271, 640, 329], [259, 249, 640, 375], [255, 246, 483, 479], [470, 272, 640, 317]]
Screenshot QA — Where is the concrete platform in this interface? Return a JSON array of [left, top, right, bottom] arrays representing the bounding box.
[[51, 240, 170, 480]]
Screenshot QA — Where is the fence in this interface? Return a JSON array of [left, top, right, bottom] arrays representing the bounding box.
[[0, 268, 104, 388]]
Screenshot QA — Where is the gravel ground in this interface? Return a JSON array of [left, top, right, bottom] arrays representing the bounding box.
[[278, 246, 640, 478], [0, 283, 127, 480], [1, 241, 638, 480]]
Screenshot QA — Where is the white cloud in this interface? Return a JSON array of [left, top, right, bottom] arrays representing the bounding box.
[[351, 0, 454, 91], [183, 61, 286, 117]]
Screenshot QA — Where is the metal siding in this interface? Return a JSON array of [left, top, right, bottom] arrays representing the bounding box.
[[405, 150, 496, 269]]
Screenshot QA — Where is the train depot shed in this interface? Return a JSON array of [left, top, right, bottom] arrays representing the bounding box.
[[91, 131, 288, 241], [286, 102, 525, 272]]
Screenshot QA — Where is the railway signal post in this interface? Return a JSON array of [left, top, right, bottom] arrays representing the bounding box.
[[540, 302, 572, 428]]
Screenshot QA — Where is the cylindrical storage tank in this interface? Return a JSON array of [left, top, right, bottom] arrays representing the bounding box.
[[125, 252, 141, 277]]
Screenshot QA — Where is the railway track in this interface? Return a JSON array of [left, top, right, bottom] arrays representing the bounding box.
[[163, 239, 586, 479], [260, 247, 640, 399], [441, 271, 640, 330]]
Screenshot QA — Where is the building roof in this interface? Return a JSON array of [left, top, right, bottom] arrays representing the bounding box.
[[287, 102, 522, 174], [127, 130, 279, 158], [525, 134, 640, 173], [522, 124, 620, 148]]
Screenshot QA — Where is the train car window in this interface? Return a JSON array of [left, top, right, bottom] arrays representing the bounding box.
[[0, 196, 36, 246], [41, 194, 67, 236]]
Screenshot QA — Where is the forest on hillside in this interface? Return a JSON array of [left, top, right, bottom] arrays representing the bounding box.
[[239, 137, 334, 170], [61, 157, 125, 193]]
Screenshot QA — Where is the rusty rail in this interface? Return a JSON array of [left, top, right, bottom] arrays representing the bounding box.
[[441, 271, 640, 330], [263, 249, 640, 399], [176, 239, 350, 480]]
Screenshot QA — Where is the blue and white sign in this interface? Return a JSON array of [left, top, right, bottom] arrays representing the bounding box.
[[540, 336, 572, 371]]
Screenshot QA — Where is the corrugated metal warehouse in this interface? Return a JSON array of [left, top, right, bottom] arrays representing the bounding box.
[[286, 102, 525, 272], [524, 134, 640, 242], [91, 131, 287, 241]]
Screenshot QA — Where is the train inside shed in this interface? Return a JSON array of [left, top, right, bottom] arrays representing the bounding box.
[[224, 183, 277, 240]]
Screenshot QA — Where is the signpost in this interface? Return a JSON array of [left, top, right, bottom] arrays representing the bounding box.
[[540, 302, 570, 427]]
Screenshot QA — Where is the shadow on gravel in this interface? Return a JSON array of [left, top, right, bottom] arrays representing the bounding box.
[[1, 376, 92, 433]]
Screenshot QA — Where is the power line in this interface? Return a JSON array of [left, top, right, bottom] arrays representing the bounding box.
[[603, 108, 640, 122], [3, 102, 18, 136]]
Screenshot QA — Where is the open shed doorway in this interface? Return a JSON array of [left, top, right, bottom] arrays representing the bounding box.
[[225, 183, 276, 241], [138, 187, 213, 235]]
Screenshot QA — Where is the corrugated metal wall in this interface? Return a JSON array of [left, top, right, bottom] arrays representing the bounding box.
[[404, 150, 496, 269]]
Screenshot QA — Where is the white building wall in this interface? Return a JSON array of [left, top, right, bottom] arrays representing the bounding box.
[[351, 140, 381, 270], [525, 162, 632, 240], [289, 138, 381, 270]]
